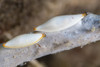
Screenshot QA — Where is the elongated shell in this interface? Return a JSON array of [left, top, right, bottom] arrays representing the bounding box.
[[3, 33, 45, 48], [33, 13, 87, 32]]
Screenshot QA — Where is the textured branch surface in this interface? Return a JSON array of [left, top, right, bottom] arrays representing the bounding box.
[[0, 13, 100, 67]]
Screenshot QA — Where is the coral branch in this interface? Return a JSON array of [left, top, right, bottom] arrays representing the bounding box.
[[0, 13, 100, 67]]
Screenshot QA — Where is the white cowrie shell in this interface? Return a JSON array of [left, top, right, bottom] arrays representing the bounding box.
[[34, 13, 87, 32], [3, 33, 46, 48]]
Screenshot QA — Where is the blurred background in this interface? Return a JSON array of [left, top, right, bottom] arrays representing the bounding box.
[[0, 0, 100, 67]]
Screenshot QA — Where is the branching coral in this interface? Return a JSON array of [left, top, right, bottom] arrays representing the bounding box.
[[0, 13, 100, 67]]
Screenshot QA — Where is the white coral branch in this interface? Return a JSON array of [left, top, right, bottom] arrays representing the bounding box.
[[0, 13, 100, 67]]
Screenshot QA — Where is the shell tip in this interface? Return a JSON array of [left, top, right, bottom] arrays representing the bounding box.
[[3, 43, 6, 48], [42, 33, 46, 37], [82, 12, 87, 17], [33, 27, 37, 31]]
